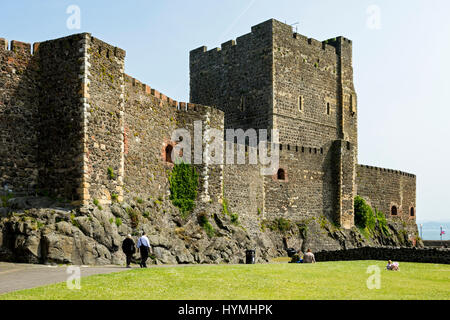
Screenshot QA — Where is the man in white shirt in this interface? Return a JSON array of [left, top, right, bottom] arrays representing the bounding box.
[[137, 232, 151, 268], [303, 249, 316, 264]]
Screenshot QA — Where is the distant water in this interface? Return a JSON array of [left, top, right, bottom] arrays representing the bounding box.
[[417, 221, 450, 240]]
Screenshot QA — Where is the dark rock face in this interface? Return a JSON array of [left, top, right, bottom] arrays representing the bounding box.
[[0, 196, 422, 266]]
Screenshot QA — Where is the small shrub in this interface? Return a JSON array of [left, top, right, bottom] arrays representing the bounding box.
[[198, 214, 215, 238], [93, 199, 99, 206], [126, 207, 139, 228], [319, 216, 328, 229], [274, 218, 291, 233], [135, 198, 143, 204], [143, 211, 150, 219], [222, 198, 230, 216], [115, 218, 122, 227], [107, 167, 115, 179], [376, 209, 390, 236], [111, 193, 119, 202], [230, 213, 239, 226], [109, 218, 114, 224], [70, 214, 80, 228], [297, 224, 308, 238], [1, 193, 13, 207], [37, 221, 45, 230]]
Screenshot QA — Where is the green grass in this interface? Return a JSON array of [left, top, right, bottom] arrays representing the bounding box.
[[1, 261, 449, 300]]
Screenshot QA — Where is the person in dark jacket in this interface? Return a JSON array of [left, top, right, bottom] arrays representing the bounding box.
[[122, 234, 136, 268]]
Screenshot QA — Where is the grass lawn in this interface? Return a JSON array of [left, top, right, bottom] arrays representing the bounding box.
[[1, 261, 449, 300]]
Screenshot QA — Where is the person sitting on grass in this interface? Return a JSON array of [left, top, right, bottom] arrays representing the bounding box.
[[386, 260, 400, 271], [303, 249, 316, 264], [290, 251, 303, 263]]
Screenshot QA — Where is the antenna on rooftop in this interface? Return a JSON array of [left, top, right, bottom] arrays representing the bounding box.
[[290, 22, 299, 33]]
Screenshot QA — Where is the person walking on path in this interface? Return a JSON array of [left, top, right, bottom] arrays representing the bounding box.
[[303, 249, 316, 264], [122, 234, 136, 268], [137, 232, 151, 268]]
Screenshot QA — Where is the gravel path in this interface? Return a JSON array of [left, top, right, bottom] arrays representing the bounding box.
[[0, 262, 131, 294]]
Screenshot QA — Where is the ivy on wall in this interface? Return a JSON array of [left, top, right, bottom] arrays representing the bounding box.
[[169, 162, 199, 217]]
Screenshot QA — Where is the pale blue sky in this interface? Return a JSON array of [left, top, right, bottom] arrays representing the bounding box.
[[1, 0, 449, 222]]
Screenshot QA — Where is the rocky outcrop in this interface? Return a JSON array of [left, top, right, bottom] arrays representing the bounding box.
[[0, 196, 421, 265]]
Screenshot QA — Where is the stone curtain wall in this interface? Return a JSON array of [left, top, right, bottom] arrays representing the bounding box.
[[124, 75, 225, 206], [36, 34, 87, 201], [223, 148, 264, 237], [176, 104, 224, 205], [84, 36, 126, 206], [0, 39, 39, 194], [123, 76, 179, 203], [190, 20, 274, 133], [315, 247, 450, 264], [356, 165, 416, 222], [263, 146, 336, 222]]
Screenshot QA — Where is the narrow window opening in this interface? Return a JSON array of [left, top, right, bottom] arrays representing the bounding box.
[[165, 145, 173, 163], [239, 96, 245, 112], [391, 206, 398, 216], [326, 102, 331, 115], [298, 96, 304, 112], [277, 169, 286, 181]]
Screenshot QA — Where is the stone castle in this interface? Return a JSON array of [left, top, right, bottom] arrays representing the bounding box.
[[0, 19, 419, 264]]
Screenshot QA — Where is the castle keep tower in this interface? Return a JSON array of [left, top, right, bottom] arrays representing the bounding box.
[[190, 19, 357, 228]]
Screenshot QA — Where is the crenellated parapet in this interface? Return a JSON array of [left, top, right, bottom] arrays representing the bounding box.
[[357, 164, 416, 178]]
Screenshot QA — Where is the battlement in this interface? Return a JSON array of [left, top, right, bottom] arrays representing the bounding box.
[[90, 35, 126, 59], [190, 19, 273, 59], [358, 164, 416, 178], [190, 19, 352, 62], [124, 73, 219, 116], [0, 38, 35, 55]]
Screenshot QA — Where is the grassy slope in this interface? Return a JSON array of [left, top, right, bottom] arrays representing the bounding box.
[[1, 261, 449, 300]]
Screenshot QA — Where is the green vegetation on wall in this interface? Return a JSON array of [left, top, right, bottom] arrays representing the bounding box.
[[198, 213, 215, 238], [169, 162, 199, 217], [354, 196, 390, 237], [222, 198, 240, 226]]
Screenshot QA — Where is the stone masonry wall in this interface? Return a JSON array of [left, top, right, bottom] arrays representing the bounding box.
[[263, 145, 336, 222], [124, 75, 225, 207], [356, 165, 416, 222], [36, 34, 86, 201], [83, 36, 126, 206], [223, 146, 264, 237], [0, 39, 39, 195], [190, 19, 274, 133]]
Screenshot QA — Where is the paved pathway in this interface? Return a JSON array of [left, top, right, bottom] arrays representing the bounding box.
[[0, 262, 131, 294]]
